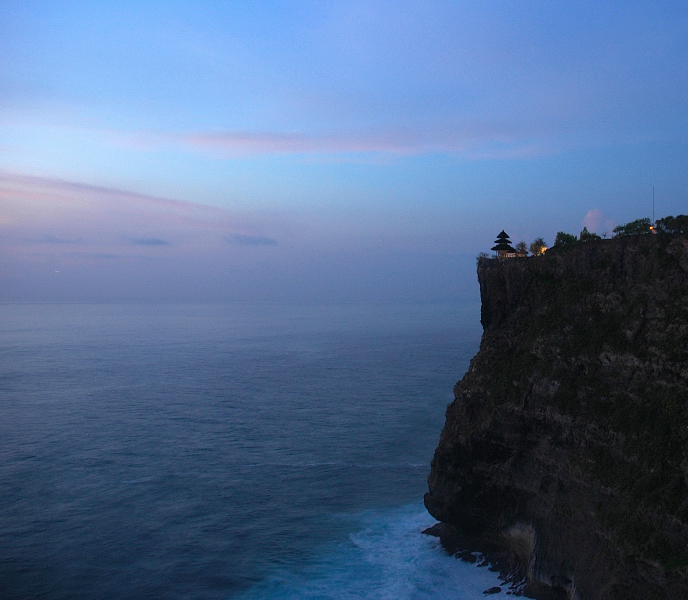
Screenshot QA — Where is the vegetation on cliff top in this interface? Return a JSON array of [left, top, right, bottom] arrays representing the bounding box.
[[484, 214, 688, 261]]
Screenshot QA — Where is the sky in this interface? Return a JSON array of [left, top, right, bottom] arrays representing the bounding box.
[[1, 0, 687, 301]]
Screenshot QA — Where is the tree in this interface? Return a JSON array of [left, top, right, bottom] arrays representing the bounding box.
[[656, 215, 688, 235], [554, 231, 578, 246], [515, 241, 528, 257], [613, 218, 651, 237], [529, 237, 547, 256], [579, 227, 601, 242], [476, 251, 489, 265]]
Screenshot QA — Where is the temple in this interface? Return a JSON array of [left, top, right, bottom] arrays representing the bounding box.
[[491, 230, 517, 258]]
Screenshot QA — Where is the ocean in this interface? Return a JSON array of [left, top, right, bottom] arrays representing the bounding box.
[[0, 301, 504, 599]]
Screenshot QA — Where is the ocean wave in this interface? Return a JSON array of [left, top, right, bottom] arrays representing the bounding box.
[[237, 502, 504, 600]]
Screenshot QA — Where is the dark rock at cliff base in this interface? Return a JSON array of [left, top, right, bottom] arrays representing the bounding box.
[[483, 586, 502, 595], [421, 522, 462, 553], [522, 580, 569, 600], [425, 234, 688, 600], [521, 581, 569, 600]]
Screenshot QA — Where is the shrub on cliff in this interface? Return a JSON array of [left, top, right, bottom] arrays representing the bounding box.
[[656, 214, 688, 235], [529, 238, 547, 256], [554, 231, 578, 247], [515, 241, 528, 257], [613, 217, 651, 237], [579, 226, 601, 241]]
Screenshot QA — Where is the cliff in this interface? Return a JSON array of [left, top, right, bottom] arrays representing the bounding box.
[[425, 233, 688, 600]]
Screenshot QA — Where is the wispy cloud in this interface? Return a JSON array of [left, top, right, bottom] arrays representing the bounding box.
[[72, 121, 559, 160], [65, 252, 123, 260], [0, 172, 280, 259], [0, 172, 234, 224], [0, 119, 568, 162], [184, 130, 425, 155], [38, 234, 83, 244], [180, 126, 553, 159], [225, 233, 278, 246], [129, 237, 170, 246]]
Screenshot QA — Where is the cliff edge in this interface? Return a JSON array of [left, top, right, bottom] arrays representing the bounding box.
[[425, 233, 688, 600]]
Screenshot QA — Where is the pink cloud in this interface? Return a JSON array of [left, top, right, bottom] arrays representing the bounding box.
[[0, 172, 276, 260], [168, 114, 584, 159], [180, 127, 552, 159], [4, 120, 563, 161], [183, 130, 443, 155], [582, 209, 615, 235]]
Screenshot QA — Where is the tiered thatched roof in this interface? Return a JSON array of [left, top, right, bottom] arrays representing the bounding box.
[[491, 230, 516, 255]]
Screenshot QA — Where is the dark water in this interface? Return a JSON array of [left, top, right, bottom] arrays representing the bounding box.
[[0, 301, 502, 599]]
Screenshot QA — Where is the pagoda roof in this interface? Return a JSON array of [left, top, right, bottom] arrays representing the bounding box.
[[491, 242, 516, 252], [493, 230, 513, 246]]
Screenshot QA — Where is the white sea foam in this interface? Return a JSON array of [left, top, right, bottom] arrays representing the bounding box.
[[238, 502, 504, 599]]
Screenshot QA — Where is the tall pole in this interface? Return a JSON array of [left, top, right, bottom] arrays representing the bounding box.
[[653, 185, 655, 224]]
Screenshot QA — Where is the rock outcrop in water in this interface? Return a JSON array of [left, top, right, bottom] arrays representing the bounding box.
[[425, 233, 688, 600]]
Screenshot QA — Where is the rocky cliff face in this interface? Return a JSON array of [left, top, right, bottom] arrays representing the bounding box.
[[425, 234, 688, 600]]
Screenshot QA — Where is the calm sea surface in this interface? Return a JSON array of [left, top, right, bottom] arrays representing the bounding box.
[[0, 301, 503, 599]]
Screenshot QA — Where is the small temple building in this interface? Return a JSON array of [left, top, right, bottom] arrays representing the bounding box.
[[491, 230, 517, 258]]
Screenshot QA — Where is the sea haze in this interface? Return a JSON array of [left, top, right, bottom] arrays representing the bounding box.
[[0, 301, 501, 599]]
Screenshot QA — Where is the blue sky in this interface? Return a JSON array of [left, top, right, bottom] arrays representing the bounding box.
[[1, 0, 687, 300]]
